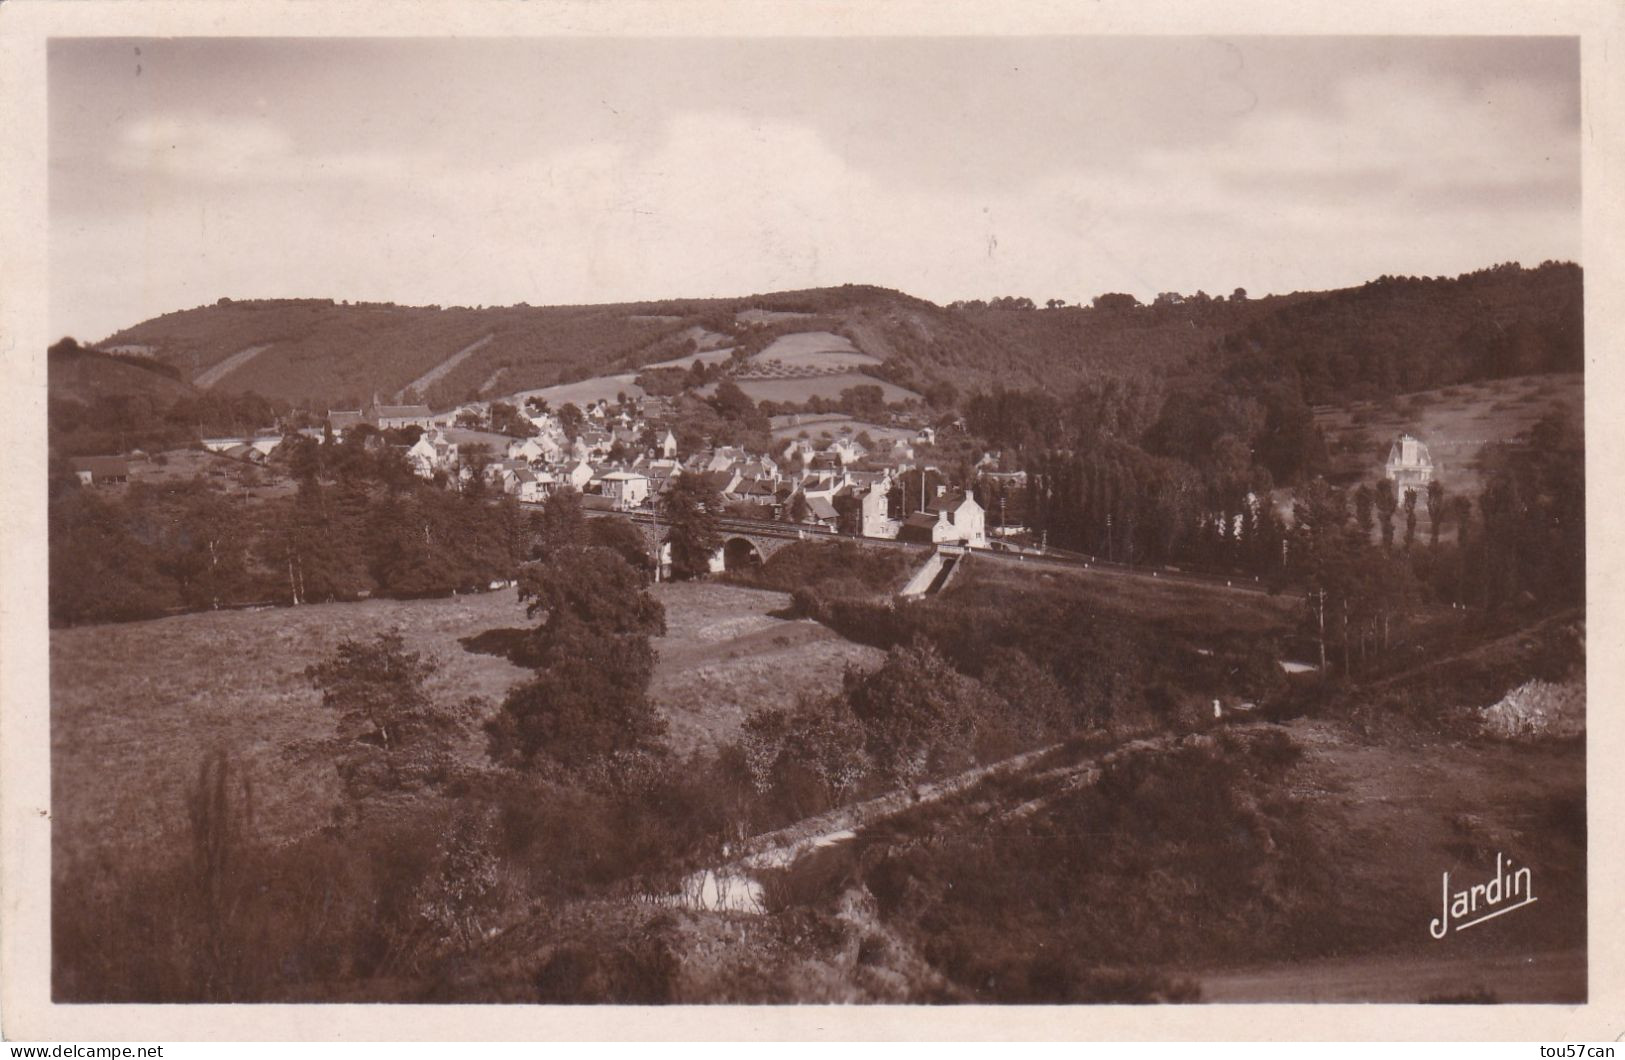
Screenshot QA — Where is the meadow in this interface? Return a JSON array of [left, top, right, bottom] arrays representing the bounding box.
[[769, 417, 916, 444], [51, 580, 885, 876], [646, 580, 885, 755], [705, 372, 920, 405], [747, 330, 882, 370], [1315, 372, 1582, 497], [513, 372, 645, 409]]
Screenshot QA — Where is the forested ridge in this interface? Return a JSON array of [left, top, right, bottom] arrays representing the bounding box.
[[89, 261, 1580, 410]]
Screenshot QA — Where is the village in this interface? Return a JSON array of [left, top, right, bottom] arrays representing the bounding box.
[[126, 391, 1009, 564]]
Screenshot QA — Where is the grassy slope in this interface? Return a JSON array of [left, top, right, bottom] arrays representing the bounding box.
[[951, 559, 1298, 640], [646, 581, 885, 756], [50, 579, 884, 874], [770, 418, 916, 443], [93, 264, 1582, 413], [1316, 372, 1583, 497], [47, 346, 197, 406], [1197, 717, 1585, 1002], [708, 373, 921, 405], [51, 591, 533, 877]]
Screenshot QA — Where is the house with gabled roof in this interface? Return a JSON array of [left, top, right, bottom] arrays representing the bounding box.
[[1385, 433, 1435, 491], [367, 399, 434, 431], [914, 490, 987, 547], [69, 456, 129, 486], [565, 459, 596, 490], [326, 409, 365, 438]]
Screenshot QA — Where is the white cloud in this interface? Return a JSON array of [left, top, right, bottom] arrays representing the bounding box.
[[51, 49, 1579, 340]]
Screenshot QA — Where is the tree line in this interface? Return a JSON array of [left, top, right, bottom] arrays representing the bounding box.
[[49, 433, 528, 626]]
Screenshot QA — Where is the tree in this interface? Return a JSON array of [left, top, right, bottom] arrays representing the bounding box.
[[305, 630, 467, 798], [1354, 483, 1375, 538], [168, 481, 253, 610], [488, 547, 667, 770], [1091, 292, 1140, 311], [1374, 478, 1398, 549], [709, 379, 756, 421], [659, 473, 722, 580], [49, 488, 179, 624], [261, 479, 370, 606], [486, 622, 664, 770], [1289, 479, 1351, 671], [531, 487, 586, 559], [515, 546, 666, 649], [1426, 479, 1446, 548], [458, 443, 494, 492], [742, 695, 870, 823], [558, 403, 585, 440], [1402, 487, 1419, 549], [587, 517, 657, 580], [489, 401, 537, 438], [843, 640, 989, 787]]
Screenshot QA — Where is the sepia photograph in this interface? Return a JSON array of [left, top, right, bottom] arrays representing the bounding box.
[[3, 3, 1618, 1039]]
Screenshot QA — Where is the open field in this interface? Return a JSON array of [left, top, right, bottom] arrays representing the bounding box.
[[951, 558, 1299, 639], [51, 590, 534, 876], [700, 371, 920, 405], [748, 330, 881, 370], [769, 417, 916, 443], [51, 579, 880, 873], [736, 308, 813, 326], [121, 447, 301, 502], [639, 347, 734, 372], [646, 581, 886, 756], [513, 372, 644, 409], [1315, 372, 1581, 497]]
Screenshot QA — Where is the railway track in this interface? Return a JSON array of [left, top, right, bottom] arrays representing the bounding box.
[[523, 502, 1290, 598]]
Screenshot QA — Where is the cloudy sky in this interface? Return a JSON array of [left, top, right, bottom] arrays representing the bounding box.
[[49, 36, 1579, 341]]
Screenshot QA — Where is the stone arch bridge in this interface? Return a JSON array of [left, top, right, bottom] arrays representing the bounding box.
[[582, 510, 800, 573]]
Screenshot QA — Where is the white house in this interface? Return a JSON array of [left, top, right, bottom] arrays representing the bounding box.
[[899, 491, 986, 547], [600, 470, 651, 511], [659, 429, 679, 459], [565, 459, 596, 490], [405, 430, 459, 479], [1385, 433, 1435, 491], [828, 437, 867, 466], [860, 480, 898, 539]]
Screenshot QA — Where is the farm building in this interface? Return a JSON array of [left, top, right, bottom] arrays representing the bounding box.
[[70, 456, 129, 486], [369, 401, 434, 431]]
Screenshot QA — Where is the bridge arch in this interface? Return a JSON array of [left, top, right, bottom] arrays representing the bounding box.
[[722, 535, 765, 571]]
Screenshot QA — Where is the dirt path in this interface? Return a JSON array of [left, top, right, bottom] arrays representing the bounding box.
[[732, 736, 1121, 872], [397, 332, 492, 400], [194, 344, 272, 388]]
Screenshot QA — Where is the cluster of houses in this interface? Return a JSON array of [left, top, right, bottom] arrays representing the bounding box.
[[70, 391, 1004, 549], [317, 396, 997, 547]]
